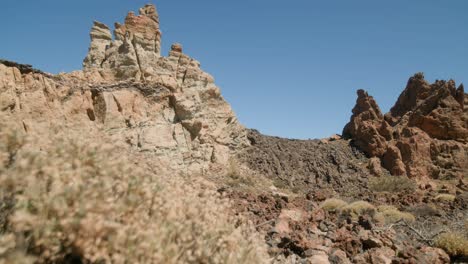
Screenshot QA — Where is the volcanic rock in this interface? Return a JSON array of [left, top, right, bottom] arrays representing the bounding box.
[[344, 73, 468, 179], [343, 89, 389, 157], [239, 129, 374, 198]]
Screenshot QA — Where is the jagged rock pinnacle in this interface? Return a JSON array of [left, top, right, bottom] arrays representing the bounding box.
[[343, 74, 468, 179], [1, 4, 249, 173], [83, 4, 162, 81]]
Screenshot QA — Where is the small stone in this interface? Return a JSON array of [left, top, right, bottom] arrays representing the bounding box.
[[308, 253, 330, 264], [329, 249, 351, 264]]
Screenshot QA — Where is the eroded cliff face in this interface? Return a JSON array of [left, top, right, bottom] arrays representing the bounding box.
[[343, 73, 468, 179], [0, 4, 248, 174]]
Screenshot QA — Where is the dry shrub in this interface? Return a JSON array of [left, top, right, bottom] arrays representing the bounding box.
[[0, 121, 24, 172], [272, 178, 289, 190], [226, 158, 254, 187], [435, 232, 468, 258], [435, 194, 455, 202], [369, 175, 415, 193], [408, 204, 440, 218], [227, 158, 241, 179], [320, 198, 348, 212], [340, 201, 375, 220], [0, 115, 268, 264], [377, 207, 415, 224]]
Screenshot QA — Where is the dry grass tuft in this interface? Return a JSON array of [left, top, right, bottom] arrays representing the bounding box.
[[321, 199, 411, 224], [435, 232, 468, 258], [341, 201, 375, 220], [225, 158, 255, 188], [377, 207, 415, 224], [320, 198, 348, 212], [369, 176, 415, 193], [434, 194, 456, 202], [0, 114, 268, 264]]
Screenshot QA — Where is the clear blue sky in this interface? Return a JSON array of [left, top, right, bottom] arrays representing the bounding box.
[[2, 1, 467, 139]]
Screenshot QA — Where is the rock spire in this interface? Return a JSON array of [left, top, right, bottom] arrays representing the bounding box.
[[83, 4, 162, 81], [343, 73, 468, 179], [2, 4, 248, 173]]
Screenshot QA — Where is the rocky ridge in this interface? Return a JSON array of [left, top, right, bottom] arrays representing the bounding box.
[[0, 4, 247, 173], [343, 73, 468, 180]]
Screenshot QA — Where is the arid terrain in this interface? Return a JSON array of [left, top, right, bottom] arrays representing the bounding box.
[[0, 4, 467, 264]]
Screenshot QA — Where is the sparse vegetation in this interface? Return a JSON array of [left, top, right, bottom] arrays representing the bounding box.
[[227, 158, 241, 179], [435, 232, 468, 259], [226, 158, 255, 188], [0, 115, 268, 264], [377, 207, 415, 224], [272, 178, 289, 190], [321, 200, 415, 224], [320, 198, 348, 212], [369, 175, 415, 193], [340, 201, 376, 220], [434, 194, 455, 202]]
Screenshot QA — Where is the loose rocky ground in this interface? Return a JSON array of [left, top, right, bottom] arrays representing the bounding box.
[[225, 130, 467, 263]]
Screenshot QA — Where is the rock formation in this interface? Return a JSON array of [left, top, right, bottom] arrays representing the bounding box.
[[0, 4, 247, 173], [344, 73, 468, 179], [1, 4, 466, 263], [83, 4, 162, 81]]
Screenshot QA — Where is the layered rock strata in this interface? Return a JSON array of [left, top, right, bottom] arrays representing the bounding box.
[[343, 73, 468, 179]]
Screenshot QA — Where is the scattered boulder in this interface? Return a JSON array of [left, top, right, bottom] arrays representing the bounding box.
[[329, 249, 351, 264], [353, 247, 394, 264]]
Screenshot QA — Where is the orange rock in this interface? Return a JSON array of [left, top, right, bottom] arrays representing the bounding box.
[[344, 73, 467, 179]]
